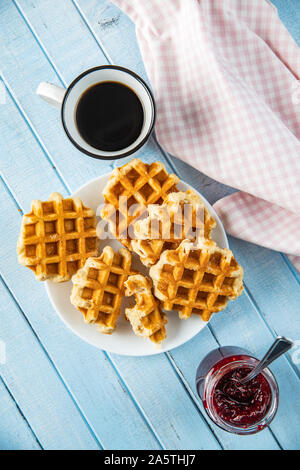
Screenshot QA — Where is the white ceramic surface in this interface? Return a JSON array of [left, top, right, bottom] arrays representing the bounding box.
[[37, 66, 155, 159], [46, 173, 228, 356]]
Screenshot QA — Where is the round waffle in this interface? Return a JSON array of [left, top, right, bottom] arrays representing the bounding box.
[[101, 158, 179, 249], [17, 192, 99, 282], [71, 246, 133, 334], [150, 238, 243, 322]]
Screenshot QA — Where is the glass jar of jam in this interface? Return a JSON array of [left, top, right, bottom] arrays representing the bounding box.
[[196, 346, 279, 435]]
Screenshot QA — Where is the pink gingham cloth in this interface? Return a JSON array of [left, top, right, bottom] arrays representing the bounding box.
[[112, 0, 300, 271]]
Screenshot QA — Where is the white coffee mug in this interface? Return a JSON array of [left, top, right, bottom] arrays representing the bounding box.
[[37, 65, 156, 160]]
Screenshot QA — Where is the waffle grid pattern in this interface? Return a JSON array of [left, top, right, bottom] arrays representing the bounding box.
[[101, 158, 179, 248], [71, 246, 132, 334], [132, 190, 216, 266], [150, 239, 243, 321], [17, 192, 98, 282]]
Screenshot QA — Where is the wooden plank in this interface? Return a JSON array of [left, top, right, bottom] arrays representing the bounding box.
[[270, 0, 300, 278], [0, 0, 108, 193], [72, 0, 149, 80], [0, 277, 100, 450], [229, 236, 300, 364], [0, 185, 220, 450], [167, 160, 300, 368], [10, 0, 294, 450], [0, 0, 224, 450], [2, 0, 298, 450], [208, 294, 300, 450], [75, 0, 300, 450], [165, 156, 237, 205], [0, 0, 175, 196], [167, 328, 280, 450], [0, 183, 161, 450], [166, 165, 300, 449], [171, 293, 300, 450], [0, 0, 260, 448], [0, 378, 41, 450], [0, 79, 67, 207], [108, 353, 223, 450], [10, 0, 283, 450], [113, 339, 280, 450], [72, 0, 300, 450], [271, 0, 300, 46]]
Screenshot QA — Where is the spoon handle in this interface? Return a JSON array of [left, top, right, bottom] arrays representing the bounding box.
[[240, 336, 294, 385]]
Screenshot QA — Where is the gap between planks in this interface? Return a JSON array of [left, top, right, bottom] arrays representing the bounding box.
[[2, 0, 226, 449], [63, 1, 299, 446], [0, 372, 43, 450], [0, 272, 104, 450], [3, 0, 297, 449], [70, 0, 300, 375]]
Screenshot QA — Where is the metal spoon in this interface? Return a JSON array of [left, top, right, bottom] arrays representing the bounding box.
[[236, 336, 294, 385], [219, 337, 294, 405]]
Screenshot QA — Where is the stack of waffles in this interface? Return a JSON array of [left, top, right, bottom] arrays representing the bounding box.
[[17, 159, 244, 347]]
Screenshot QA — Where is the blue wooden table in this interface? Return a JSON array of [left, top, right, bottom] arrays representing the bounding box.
[[0, 0, 299, 450]]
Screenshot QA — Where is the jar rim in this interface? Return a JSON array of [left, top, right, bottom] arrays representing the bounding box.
[[203, 356, 279, 435]]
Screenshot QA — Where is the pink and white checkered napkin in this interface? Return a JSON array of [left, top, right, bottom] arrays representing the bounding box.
[[113, 0, 300, 271]]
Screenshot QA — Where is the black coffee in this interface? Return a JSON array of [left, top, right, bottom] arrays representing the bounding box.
[[75, 81, 144, 152]]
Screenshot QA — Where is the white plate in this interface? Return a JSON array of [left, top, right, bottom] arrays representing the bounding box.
[[46, 173, 228, 356]]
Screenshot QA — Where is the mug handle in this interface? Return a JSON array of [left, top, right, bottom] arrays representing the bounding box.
[[36, 82, 65, 109]]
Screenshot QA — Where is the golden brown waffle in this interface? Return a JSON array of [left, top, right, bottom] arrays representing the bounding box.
[[124, 275, 167, 345], [132, 190, 216, 266], [101, 158, 179, 249], [17, 192, 99, 282], [70, 246, 132, 334], [150, 238, 243, 322]]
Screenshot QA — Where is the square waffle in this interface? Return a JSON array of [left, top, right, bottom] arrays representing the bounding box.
[[150, 238, 243, 322], [101, 158, 179, 249], [70, 246, 132, 334], [132, 190, 216, 266], [124, 274, 167, 345], [17, 192, 99, 282]]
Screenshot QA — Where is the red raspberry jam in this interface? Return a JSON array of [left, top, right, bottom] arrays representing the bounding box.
[[196, 347, 279, 435], [213, 366, 272, 426]]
